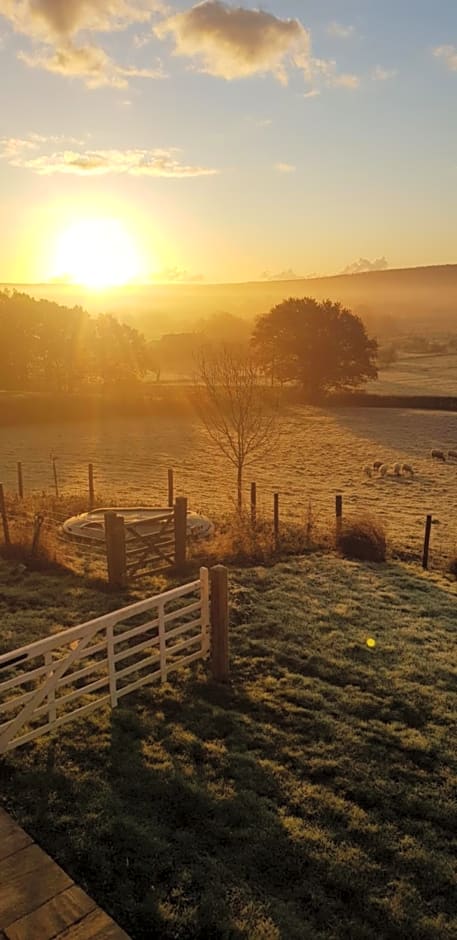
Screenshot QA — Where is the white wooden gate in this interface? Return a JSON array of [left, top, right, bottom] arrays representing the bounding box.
[[0, 568, 209, 755]]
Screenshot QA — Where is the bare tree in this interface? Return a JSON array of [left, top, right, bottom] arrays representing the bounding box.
[[194, 348, 278, 510]]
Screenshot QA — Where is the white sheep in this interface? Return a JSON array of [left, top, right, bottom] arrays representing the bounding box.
[[379, 464, 389, 477], [393, 462, 402, 476], [431, 449, 446, 461], [373, 460, 383, 471], [363, 465, 373, 478], [402, 463, 414, 478]]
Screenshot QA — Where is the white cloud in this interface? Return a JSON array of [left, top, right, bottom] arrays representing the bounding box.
[[331, 72, 359, 89], [434, 45, 457, 71], [327, 22, 354, 39], [312, 57, 360, 90], [303, 88, 320, 99], [0, 0, 165, 87], [261, 269, 302, 281], [0, 138, 219, 177], [342, 257, 389, 275], [372, 65, 397, 81], [275, 162, 295, 173], [155, 1, 311, 83], [19, 43, 164, 87]]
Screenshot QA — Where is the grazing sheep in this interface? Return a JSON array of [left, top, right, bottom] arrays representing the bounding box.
[[431, 449, 446, 461], [373, 460, 383, 471], [363, 465, 373, 478], [448, 450, 457, 460], [402, 463, 414, 478], [379, 464, 389, 477], [393, 462, 402, 477]]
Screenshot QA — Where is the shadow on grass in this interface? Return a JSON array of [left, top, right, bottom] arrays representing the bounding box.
[[1, 555, 456, 939]]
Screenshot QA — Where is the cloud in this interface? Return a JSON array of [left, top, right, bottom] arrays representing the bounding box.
[[155, 267, 204, 283], [434, 45, 457, 71], [155, 1, 311, 83], [303, 88, 320, 98], [372, 65, 397, 81], [0, 138, 218, 177], [0, 0, 163, 42], [0, 0, 165, 87], [327, 22, 354, 39], [342, 257, 389, 275], [19, 43, 164, 87], [312, 57, 360, 89], [261, 269, 303, 281], [274, 162, 295, 173]]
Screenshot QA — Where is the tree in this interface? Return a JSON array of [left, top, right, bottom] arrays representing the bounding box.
[[194, 349, 277, 510], [252, 297, 378, 401]]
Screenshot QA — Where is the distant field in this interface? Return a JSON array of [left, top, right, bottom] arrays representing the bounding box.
[[371, 353, 457, 396], [1, 405, 457, 566]]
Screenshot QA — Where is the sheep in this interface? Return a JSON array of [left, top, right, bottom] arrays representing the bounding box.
[[448, 450, 457, 460], [393, 462, 402, 477], [363, 465, 373, 478], [373, 460, 383, 471], [431, 449, 446, 462], [379, 464, 389, 477], [402, 463, 414, 478]]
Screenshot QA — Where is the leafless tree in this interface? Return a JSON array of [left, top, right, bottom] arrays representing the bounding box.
[[194, 348, 278, 510]]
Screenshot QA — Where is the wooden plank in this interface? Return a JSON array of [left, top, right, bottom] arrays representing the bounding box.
[[55, 907, 130, 939], [5, 885, 96, 940], [0, 845, 52, 886], [0, 814, 33, 862], [0, 859, 73, 928]]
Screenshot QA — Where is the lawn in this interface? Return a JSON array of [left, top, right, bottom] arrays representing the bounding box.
[[0, 555, 456, 939]]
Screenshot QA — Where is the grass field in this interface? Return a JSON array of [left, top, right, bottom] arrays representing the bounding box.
[[1, 403, 457, 568], [370, 353, 457, 397], [1, 555, 456, 939]]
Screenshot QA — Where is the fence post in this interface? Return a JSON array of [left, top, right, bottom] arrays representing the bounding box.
[[52, 456, 59, 498], [210, 565, 229, 682], [168, 469, 174, 509], [104, 511, 127, 589], [274, 492, 280, 549], [174, 497, 187, 570], [422, 514, 433, 570], [0, 484, 10, 546], [250, 482, 257, 527], [336, 494, 343, 537], [88, 463, 95, 510], [17, 462, 24, 500], [31, 514, 44, 558]]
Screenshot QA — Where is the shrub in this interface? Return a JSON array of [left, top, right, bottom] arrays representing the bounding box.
[[337, 514, 386, 563]]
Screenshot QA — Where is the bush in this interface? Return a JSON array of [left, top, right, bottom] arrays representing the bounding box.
[[337, 515, 386, 563], [448, 556, 457, 578]]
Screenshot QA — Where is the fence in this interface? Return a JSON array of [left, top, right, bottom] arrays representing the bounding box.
[[0, 565, 229, 755]]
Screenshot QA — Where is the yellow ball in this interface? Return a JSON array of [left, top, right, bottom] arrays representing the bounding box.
[[366, 637, 377, 649]]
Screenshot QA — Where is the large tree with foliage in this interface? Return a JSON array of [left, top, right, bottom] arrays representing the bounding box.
[[252, 297, 378, 401]]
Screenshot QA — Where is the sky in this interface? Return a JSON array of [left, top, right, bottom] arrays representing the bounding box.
[[0, 0, 456, 285]]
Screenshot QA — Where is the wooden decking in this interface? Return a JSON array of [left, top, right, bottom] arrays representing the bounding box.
[[0, 808, 130, 940]]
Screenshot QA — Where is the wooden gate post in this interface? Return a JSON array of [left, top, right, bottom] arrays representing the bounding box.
[[168, 469, 174, 508], [0, 484, 10, 546], [174, 497, 187, 570], [17, 462, 24, 500], [422, 514, 433, 570], [104, 511, 127, 589], [250, 482, 257, 527], [88, 463, 95, 510], [210, 565, 229, 682]]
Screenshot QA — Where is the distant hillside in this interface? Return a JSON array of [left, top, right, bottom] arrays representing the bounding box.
[[3, 263, 457, 336]]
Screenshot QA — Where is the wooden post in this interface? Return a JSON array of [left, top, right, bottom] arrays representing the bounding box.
[[274, 492, 280, 549], [168, 469, 174, 509], [174, 497, 187, 570], [0, 484, 10, 546], [422, 514, 433, 570], [52, 456, 59, 498], [336, 494, 343, 537], [250, 482, 257, 527], [210, 565, 229, 682], [104, 511, 127, 589], [88, 463, 95, 510], [31, 514, 44, 558], [17, 462, 24, 500]]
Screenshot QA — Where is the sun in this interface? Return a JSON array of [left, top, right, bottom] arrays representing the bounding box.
[[52, 218, 142, 288]]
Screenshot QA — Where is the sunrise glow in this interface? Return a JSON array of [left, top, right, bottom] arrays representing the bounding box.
[[52, 219, 143, 289]]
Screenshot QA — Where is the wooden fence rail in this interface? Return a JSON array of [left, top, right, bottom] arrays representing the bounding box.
[[0, 567, 223, 755]]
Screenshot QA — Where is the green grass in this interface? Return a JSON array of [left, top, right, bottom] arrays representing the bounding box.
[[0, 556, 456, 939]]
